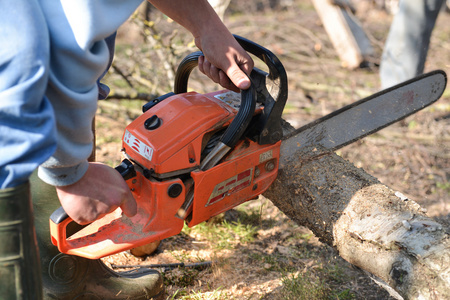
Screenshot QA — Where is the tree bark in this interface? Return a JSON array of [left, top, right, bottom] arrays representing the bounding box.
[[263, 145, 449, 299]]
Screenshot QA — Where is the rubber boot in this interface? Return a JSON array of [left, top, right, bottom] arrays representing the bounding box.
[[30, 173, 165, 300], [0, 182, 43, 300]]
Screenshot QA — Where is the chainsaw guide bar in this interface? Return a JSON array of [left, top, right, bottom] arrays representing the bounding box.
[[280, 70, 447, 166]]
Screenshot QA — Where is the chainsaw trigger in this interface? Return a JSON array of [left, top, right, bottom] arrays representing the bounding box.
[[115, 159, 136, 181], [49, 206, 69, 225]]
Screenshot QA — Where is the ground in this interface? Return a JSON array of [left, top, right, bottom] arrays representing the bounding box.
[[95, 1, 449, 299]]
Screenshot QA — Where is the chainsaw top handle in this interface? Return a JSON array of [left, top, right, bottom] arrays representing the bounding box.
[[174, 50, 256, 150], [174, 35, 288, 146]]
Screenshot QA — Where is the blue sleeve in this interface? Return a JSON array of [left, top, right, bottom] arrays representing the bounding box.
[[1, 1, 140, 188], [37, 33, 117, 187], [0, 1, 57, 189], [37, 1, 140, 186]]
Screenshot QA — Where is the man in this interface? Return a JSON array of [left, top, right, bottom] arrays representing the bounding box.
[[380, 0, 444, 89], [0, 0, 254, 298]]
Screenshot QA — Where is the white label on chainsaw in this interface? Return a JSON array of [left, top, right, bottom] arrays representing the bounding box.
[[124, 130, 153, 161], [259, 150, 273, 163], [214, 91, 241, 109], [206, 168, 253, 207]]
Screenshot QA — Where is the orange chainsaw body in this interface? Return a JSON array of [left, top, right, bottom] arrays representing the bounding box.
[[189, 138, 280, 227], [49, 35, 288, 259], [123, 90, 235, 176], [50, 90, 280, 259]]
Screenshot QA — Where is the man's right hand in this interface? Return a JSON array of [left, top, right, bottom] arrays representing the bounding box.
[[55, 162, 137, 225], [148, 0, 254, 92]]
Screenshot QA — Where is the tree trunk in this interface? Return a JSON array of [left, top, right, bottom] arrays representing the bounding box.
[[263, 145, 449, 299], [208, 0, 231, 20]]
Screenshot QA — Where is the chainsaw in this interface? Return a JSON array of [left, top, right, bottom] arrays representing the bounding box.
[[49, 35, 447, 259]]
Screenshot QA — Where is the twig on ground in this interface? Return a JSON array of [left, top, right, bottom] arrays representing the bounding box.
[[111, 261, 213, 271]]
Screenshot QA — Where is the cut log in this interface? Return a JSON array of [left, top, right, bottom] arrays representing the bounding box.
[[263, 145, 449, 299], [312, 0, 374, 68]]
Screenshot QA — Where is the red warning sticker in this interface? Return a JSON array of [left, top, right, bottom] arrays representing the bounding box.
[[124, 130, 153, 161], [206, 168, 253, 206]]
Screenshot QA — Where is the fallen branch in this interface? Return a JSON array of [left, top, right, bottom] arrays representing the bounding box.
[[106, 91, 158, 101], [312, 0, 374, 68], [263, 145, 449, 299]]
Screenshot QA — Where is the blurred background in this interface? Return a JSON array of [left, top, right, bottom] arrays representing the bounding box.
[[97, 1, 449, 298]]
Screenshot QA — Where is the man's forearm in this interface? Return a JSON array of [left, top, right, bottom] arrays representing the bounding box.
[[147, 0, 228, 44]]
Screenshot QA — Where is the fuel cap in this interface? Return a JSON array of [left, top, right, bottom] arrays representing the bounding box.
[[144, 115, 162, 130]]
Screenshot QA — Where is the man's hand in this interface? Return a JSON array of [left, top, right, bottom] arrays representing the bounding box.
[[196, 32, 253, 92], [55, 162, 137, 225], [148, 0, 254, 92]]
